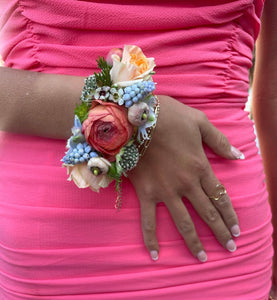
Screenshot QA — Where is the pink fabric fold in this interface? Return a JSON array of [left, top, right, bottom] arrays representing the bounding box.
[[0, 0, 272, 299]]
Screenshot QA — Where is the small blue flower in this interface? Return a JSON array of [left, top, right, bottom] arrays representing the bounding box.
[[122, 81, 156, 108], [123, 94, 131, 101], [85, 145, 92, 153], [62, 116, 99, 166], [124, 86, 132, 93], [90, 152, 98, 158], [125, 100, 133, 108]]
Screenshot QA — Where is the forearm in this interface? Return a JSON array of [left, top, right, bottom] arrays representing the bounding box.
[[252, 0, 277, 283], [252, 0, 277, 206], [0, 67, 85, 139]]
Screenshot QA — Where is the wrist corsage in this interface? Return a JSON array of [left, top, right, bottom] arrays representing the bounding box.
[[61, 45, 159, 208]]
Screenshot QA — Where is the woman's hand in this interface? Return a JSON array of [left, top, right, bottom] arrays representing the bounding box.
[[270, 284, 277, 300], [128, 95, 243, 262]]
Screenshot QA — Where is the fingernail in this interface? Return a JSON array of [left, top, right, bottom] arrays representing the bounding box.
[[150, 250, 159, 261], [197, 250, 208, 263], [231, 224, 240, 237], [226, 239, 237, 252], [231, 146, 245, 160]]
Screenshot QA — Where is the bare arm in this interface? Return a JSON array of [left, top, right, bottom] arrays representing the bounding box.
[[0, 67, 85, 139], [252, 0, 277, 293], [0, 65, 240, 262]]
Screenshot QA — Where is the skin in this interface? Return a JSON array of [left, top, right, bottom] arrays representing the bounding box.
[[0, 67, 85, 138], [0, 67, 241, 262], [0, 2, 275, 297], [252, 0, 277, 297], [129, 95, 240, 261]]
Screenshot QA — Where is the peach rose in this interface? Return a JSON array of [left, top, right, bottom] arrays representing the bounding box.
[[110, 45, 155, 86], [82, 100, 133, 161]]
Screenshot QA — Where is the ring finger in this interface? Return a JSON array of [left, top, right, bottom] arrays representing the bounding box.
[[200, 167, 240, 238], [186, 185, 236, 252]]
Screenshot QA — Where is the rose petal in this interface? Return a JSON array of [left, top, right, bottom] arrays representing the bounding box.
[[110, 45, 156, 85]]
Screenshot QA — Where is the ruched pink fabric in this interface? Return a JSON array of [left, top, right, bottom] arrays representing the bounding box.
[[0, 0, 272, 299]]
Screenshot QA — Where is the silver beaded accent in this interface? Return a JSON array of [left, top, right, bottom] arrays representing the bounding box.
[[80, 75, 98, 103], [119, 143, 139, 171]]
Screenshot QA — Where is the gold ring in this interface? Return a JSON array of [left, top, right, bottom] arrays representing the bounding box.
[[208, 184, 227, 201]]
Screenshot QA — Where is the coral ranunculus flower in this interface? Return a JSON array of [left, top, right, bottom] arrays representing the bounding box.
[[110, 45, 155, 86], [82, 100, 133, 162]]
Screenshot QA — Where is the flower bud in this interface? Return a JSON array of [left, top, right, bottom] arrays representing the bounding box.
[[106, 48, 123, 66], [128, 102, 150, 126]]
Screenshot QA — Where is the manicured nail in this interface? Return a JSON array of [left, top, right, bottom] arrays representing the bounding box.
[[231, 146, 245, 160], [231, 224, 240, 237], [197, 250, 208, 263], [150, 250, 159, 261], [226, 239, 237, 252]]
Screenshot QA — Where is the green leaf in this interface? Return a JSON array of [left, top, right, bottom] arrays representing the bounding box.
[[94, 69, 112, 87], [108, 162, 122, 180], [72, 135, 84, 143], [94, 56, 112, 87], [115, 178, 122, 192], [96, 56, 112, 71], [74, 102, 90, 123]]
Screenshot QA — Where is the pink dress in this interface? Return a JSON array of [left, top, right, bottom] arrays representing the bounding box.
[[0, 0, 272, 299]]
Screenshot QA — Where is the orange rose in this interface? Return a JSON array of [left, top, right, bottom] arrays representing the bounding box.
[[82, 100, 133, 162]]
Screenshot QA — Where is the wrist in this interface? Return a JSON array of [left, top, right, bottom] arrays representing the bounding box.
[[61, 45, 159, 207]]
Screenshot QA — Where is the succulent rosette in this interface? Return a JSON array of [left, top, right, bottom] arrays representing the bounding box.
[[62, 45, 158, 196]]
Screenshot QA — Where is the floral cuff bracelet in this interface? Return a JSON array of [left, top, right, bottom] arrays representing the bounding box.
[[61, 45, 159, 208]]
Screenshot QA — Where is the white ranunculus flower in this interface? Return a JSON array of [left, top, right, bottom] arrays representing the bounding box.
[[87, 157, 111, 175], [65, 162, 113, 192]]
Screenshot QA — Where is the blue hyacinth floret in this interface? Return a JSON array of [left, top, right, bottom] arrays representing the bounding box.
[[62, 115, 99, 165], [62, 142, 98, 165], [120, 81, 155, 108]]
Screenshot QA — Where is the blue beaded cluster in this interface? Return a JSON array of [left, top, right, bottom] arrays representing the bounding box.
[[62, 142, 98, 165], [122, 81, 155, 108]]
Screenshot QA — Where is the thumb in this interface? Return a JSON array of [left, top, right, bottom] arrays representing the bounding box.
[[199, 117, 245, 160]]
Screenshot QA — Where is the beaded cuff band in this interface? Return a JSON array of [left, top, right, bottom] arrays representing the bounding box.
[[61, 45, 159, 207]]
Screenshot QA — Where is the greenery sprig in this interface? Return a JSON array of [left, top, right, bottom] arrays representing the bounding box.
[[74, 102, 91, 123], [94, 56, 112, 87]]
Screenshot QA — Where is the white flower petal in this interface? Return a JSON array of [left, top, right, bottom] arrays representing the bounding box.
[[118, 98, 124, 105], [115, 79, 144, 88], [65, 163, 113, 192], [98, 175, 113, 188], [68, 164, 90, 188]]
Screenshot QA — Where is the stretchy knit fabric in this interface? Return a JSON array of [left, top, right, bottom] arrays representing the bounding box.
[[0, 0, 273, 299]]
